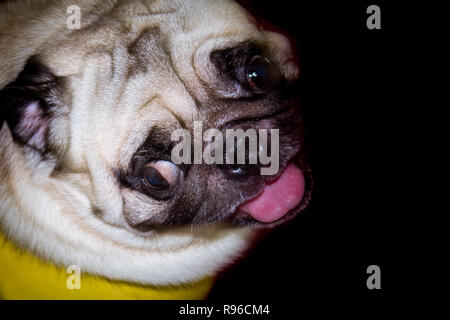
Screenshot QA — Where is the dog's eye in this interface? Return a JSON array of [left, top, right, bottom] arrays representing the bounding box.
[[141, 161, 181, 190], [245, 55, 282, 91]]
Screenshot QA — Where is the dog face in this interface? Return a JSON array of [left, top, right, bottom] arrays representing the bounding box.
[[0, 0, 311, 284]]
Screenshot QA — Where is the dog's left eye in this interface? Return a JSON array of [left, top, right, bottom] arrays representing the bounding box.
[[141, 161, 182, 191], [245, 55, 282, 91]]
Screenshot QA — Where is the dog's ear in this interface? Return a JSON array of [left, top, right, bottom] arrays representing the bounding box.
[[0, 57, 57, 151]]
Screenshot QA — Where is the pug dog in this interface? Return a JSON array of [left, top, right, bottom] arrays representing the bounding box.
[[0, 0, 311, 295]]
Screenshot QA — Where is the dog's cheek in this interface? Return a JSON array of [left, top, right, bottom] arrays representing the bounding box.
[[121, 188, 169, 230]]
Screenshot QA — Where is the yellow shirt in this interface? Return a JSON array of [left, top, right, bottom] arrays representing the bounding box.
[[0, 232, 214, 300]]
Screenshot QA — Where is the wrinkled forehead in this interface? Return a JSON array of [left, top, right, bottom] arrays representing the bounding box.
[[135, 0, 257, 36], [40, 0, 295, 122], [133, 0, 296, 102], [129, 0, 262, 96], [124, 0, 259, 49], [43, 0, 295, 85]]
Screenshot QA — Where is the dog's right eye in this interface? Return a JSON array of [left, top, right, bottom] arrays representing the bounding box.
[[245, 55, 283, 92], [140, 161, 182, 191]]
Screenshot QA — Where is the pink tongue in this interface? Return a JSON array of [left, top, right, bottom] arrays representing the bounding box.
[[239, 163, 305, 223]]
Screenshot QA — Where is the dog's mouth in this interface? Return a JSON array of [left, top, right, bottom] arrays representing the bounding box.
[[222, 106, 312, 227], [235, 161, 305, 223], [226, 149, 312, 227]]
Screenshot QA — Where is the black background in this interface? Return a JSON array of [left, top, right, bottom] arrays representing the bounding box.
[[208, 0, 401, 309]]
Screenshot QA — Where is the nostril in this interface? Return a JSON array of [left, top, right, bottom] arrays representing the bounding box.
[[218, 163, 243, 174], [217, 163, 259, 179], [225, 165, 244, 175]]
